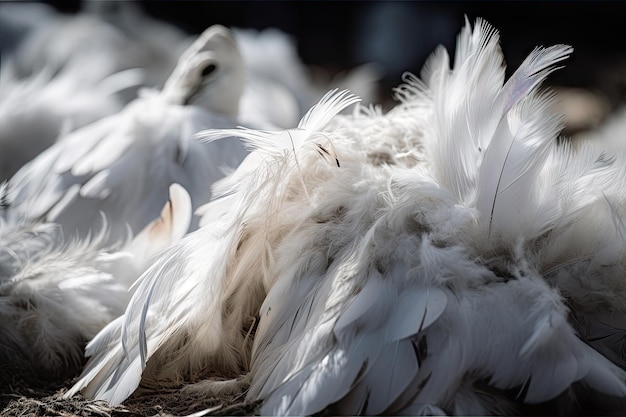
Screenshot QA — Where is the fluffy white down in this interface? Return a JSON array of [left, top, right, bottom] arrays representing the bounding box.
[[0, 183, 192, 379]]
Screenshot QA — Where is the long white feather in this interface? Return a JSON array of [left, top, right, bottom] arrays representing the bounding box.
[[475, 46, 572, 237], [417, 18, 505, 205], [477, 91, 564, 238]]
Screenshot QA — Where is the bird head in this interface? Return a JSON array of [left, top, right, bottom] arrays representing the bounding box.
[[162, 25, 245, 118]]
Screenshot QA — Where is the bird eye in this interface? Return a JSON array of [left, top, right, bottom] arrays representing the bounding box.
[[201, 64, 218, 77]]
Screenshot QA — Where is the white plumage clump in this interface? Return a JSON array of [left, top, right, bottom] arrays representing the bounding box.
[[66, 18, 626, 415]]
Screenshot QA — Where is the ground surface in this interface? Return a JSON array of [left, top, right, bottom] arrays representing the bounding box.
[[0, 367, 255, 417]]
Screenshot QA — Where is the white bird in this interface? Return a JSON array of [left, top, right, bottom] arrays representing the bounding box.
[[68, 19, 626, 415], [0, 2, 193, 180], [3, 24, 249, 245], [0, 183, 191, 381]]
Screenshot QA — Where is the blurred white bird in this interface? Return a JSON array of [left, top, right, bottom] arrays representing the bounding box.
[[3, 24, 248, 245], [0, 183, 191, 381], [68, 19, 626, 415]]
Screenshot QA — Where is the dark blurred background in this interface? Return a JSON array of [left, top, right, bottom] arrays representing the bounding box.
[[25, 0, 626, 128]]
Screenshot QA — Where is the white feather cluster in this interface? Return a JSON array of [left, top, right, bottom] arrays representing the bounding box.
[[67, 18, 626, 415], [3, 12, 623, 416]]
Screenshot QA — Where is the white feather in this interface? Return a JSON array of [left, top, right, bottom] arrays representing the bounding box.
[[474, 47, 571, 237]]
